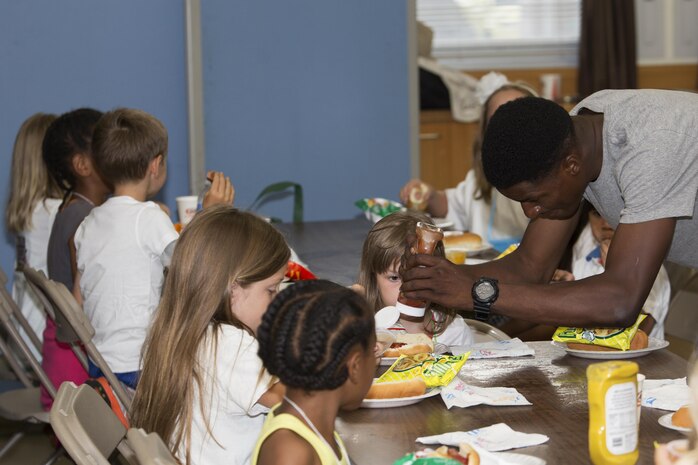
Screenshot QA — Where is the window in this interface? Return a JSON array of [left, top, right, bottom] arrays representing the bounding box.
[[417, 0, 581, 70]]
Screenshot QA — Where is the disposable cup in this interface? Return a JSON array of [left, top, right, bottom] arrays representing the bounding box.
[[176, 195, 198, 225]]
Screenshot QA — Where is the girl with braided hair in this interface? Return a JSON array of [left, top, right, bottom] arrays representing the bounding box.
[[131, 206, 290, 465], [253, 280, 376, 465]]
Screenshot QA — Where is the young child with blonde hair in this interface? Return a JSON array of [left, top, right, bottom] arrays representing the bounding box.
[[358, 211, 473, 347], [253, 279, 376, 465], [6, 113, 61, 354], [131, 206, 288, 465]]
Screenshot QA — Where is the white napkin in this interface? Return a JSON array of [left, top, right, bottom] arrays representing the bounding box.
[[641, 377, 690, 411], [441, 379, 531, 409], [417, 423, 549, 452], [451, 338, 535, 359]]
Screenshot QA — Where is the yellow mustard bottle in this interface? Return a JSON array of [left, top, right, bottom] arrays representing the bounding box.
[[587, 361, 639, 465]]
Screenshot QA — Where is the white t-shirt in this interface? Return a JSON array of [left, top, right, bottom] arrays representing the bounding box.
[[12, 198, 61, 357], [571, 224, 671, 339], [444, 170, 529, 248], [74, 196, 178, 373], [181, 325, 273, 465]]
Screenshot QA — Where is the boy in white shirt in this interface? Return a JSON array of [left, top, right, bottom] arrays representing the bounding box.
[[74, 108, 233, 387]]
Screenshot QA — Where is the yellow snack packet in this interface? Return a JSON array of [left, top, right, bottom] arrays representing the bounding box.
[[495, 244, 518, 259], [552, 313, 647, 351], [377, 353, 469, 388]]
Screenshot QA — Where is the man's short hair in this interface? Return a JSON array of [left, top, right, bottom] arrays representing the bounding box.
[[482, 97, 574, 189], [92, 108, 168, 185]]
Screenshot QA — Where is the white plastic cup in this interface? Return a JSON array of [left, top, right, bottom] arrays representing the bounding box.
[[176, 195, 198, 225], [540, 73, 561, 101], [637, 373, 646, 424]]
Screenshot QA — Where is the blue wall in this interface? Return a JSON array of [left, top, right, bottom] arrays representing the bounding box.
[[200, 1, 411, 221], [1, 1, 411, 288]]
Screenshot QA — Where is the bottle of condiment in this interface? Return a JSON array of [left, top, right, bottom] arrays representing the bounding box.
[[587, 361, 639, 465], [396, 221, 443, 317]]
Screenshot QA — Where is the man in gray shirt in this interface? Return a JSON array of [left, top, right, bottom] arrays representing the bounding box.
[[400, 89, 698, 329]]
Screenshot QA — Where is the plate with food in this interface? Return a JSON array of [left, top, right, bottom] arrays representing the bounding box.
[[659, 414, 692, 435], [431, 218, 455, 230], [362, 378, 440, 409], [551, 336, 669, 359], [378, 333, 434, 366]]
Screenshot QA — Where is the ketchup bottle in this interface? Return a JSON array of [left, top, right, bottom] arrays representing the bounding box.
[[396, 221, 443, 317]]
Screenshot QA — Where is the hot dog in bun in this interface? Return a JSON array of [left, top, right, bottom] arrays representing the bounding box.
[[382, 333, 433, 357], [365, 377, 427, 399]]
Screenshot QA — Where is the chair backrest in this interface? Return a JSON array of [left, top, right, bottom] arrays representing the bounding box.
[[126, 428, 178, 465], [0, 291, 56, 397], [50, 382, 127, 465], [22, 267, 132, 412], [0, 267, 42, 353]]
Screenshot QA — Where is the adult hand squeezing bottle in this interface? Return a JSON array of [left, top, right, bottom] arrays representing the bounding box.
[[396, 221, 444, 317]]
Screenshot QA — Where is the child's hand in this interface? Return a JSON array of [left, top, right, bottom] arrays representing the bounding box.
[[399, 179, 433, 211], [599, 238, 611, 266], [202, 171, 234, 208]]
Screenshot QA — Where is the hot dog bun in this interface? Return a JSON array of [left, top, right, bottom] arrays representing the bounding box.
[[365, 377, 427, 399], [566, 329, 649, 352], [382, 333, 434, 357], [443, 232, 482, 250], [672, 405, 692, 428], [430, 445, 480, 465]]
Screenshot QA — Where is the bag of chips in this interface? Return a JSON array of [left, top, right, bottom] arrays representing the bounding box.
[[552, 313, 647, 351], [377, 353, 469, 388]]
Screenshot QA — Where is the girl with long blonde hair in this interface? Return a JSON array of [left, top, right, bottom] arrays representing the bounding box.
[[131, 206, 290, 465], [5, 112, 60, 356]]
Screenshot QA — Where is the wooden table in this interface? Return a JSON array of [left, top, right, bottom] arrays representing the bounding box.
[[338, 342, 690, 465]]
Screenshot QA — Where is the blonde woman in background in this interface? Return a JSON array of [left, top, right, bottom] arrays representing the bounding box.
[[400, 75, 536, 253], [5, 113, 61, 357]]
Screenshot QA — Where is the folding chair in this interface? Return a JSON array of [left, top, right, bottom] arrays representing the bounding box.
[[22, 267, 133, 412], [50, 382, 136, 465], [126, 428, 178, 465], [0, 267, 43, 357], [0, 289, 63, 464]]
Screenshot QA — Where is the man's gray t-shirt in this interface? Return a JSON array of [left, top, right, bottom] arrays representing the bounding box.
[[571, 89, 698, 269]]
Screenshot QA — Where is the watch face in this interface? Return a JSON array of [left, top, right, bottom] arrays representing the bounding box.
[[475, 281, 495, 300]]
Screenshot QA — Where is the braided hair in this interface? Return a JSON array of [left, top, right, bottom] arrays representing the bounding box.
[[258, 280, 375, 391], [42, 108, 103, 193]]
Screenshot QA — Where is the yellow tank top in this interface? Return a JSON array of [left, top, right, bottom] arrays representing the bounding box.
[[252, 404, 350, 465]]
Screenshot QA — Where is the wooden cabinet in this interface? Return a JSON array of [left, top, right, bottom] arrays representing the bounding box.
[[419, 110, 478, 190]]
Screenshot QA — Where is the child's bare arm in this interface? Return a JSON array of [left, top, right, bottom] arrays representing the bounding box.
[[202, 171, 234, 208], [257, 381, 285, 408], [72, 271, 83, 306]]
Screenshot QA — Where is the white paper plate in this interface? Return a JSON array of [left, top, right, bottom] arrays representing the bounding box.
[[494, 452, 547, 465], [551, 337, 669, 359], [361, 388, 441, 409], [658, 413, 692, 435], [465, 258, 488, 266]]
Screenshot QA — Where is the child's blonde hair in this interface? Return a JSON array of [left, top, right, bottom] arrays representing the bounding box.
[[473, 82, 538, 203], [130, 206, 290, 464], [5, 113, 61, 233], [358, 211, 454, 333], [91, 108, 168, 186]]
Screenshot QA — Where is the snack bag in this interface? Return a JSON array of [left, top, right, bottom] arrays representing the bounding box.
[[355, 198, 404, 222], [377, 353, 469, 389], [552, 313, 647, 351], [393, 445, 479, 465], [285, 261, 316, 281], [495, 243, 518, 259], [393, 453, 462, 465]]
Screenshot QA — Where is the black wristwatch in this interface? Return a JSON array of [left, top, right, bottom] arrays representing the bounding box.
[[472, 277, 499, 322]]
